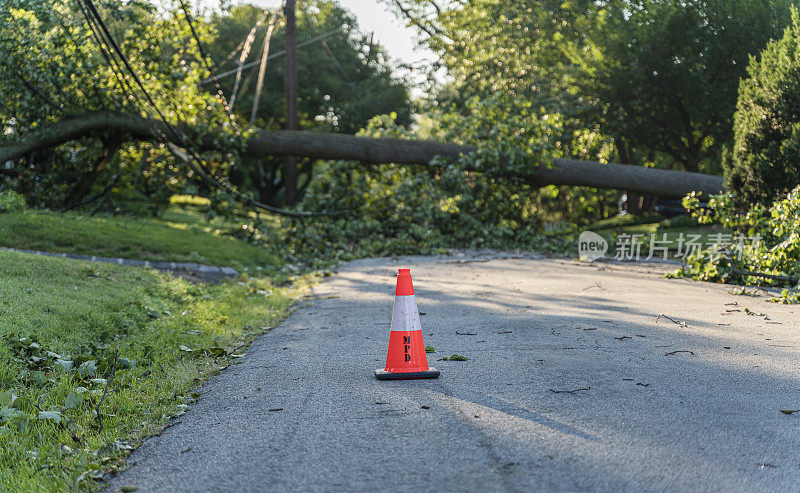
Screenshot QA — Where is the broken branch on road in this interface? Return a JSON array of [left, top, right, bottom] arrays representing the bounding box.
[[656, 313, 688, 327], [664, 350, 695, 356], [549, 387, 591, 394]]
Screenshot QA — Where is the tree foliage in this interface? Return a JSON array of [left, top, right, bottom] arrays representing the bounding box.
[[393, 0, 793, 174], [725, 9, 800, 207], [209, 2, 411, 135], [285, 96, 576, 265], [565, 0, 793, 172], [671, 188, 800, 303], [0, 0, 232, 213], [0, 0, 412, 213], [205, 1, 411, 206]]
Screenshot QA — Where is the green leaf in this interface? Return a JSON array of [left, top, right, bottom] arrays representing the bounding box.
[[78, 360, 97, 376], [0, 390, 16, 407], [0, 406, 25, 421], [64, 392, 83, 410], [38, 410, 62, 423], [206, 346, 227, 357], [27, 370, 48, 385], [442, 354, 468, 361], [425, 346, 436, 353]]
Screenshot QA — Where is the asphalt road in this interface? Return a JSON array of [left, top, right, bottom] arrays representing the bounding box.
[[106, 254, 800, 492]]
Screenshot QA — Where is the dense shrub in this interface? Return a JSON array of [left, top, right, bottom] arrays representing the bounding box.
[[0, 190, 27, 212], [670, 187, 800, 303], [725, 10, 800, 207]]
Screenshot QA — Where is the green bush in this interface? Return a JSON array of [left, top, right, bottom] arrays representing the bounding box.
[[725, 9, 800, 207], [0, 190, 27, 212], [671, 187, 800, 303]]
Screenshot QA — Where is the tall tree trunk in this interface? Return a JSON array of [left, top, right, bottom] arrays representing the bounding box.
[[616, 139, 644, 215], [65, 135, 122, 210], [284, 0, 299, 205]]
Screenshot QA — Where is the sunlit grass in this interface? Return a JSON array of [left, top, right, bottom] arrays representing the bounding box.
[[0, 250, 301, 491], [0, 207, 281, 273]]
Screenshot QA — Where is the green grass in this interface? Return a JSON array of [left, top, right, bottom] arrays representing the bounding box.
[[0, 250, 301, 492], [587, 214, 729, 259], [0, 208, 280, 273]]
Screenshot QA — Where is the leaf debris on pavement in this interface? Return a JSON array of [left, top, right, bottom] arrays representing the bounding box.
[[744, 307, 769, 318], [440, 354, 468, 361]]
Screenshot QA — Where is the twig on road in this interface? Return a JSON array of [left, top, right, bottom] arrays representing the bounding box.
[[549, 387, 590, 394], [656, 313, 687, 327], [664, 350, 694, 356]]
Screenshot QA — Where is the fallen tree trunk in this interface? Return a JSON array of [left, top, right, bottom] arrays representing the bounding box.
[[0, 111, 724, 197]]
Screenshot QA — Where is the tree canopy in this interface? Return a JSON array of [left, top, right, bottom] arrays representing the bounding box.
[[208, 2, 411, 135], [394, 0, 795, 173], [726, 9, 800, 207], [0, 0, 412, 210]]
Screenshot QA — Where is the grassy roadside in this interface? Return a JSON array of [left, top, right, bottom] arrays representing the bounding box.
[[0, 208, 280, 273], [0, 250, 303, 492], [586, 214, 729, 259]]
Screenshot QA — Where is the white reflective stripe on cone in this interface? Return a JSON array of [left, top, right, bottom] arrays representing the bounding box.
[[390, 294, 422, 332]]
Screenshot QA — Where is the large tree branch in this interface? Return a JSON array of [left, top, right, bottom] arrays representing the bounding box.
[[0, 111, 724, 198]]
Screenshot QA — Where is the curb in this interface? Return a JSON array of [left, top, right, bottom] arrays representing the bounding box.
[[0, 247, 239, 282]]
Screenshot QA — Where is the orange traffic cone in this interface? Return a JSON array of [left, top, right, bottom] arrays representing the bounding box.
[[375, 268, 440, 380]]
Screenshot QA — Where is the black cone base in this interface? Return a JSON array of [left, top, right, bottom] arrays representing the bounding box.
[[374, 368, 440, 380]]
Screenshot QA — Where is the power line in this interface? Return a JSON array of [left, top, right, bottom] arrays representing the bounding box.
[[75, 0, 332, 217], [301, 14, 353, 83], [81, 0, 179, 143], [178, 0, 238, 129], [199, 29, 339, 85]]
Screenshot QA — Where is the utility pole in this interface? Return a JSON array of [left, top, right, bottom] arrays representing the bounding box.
[[284, 0, 298, 205]]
